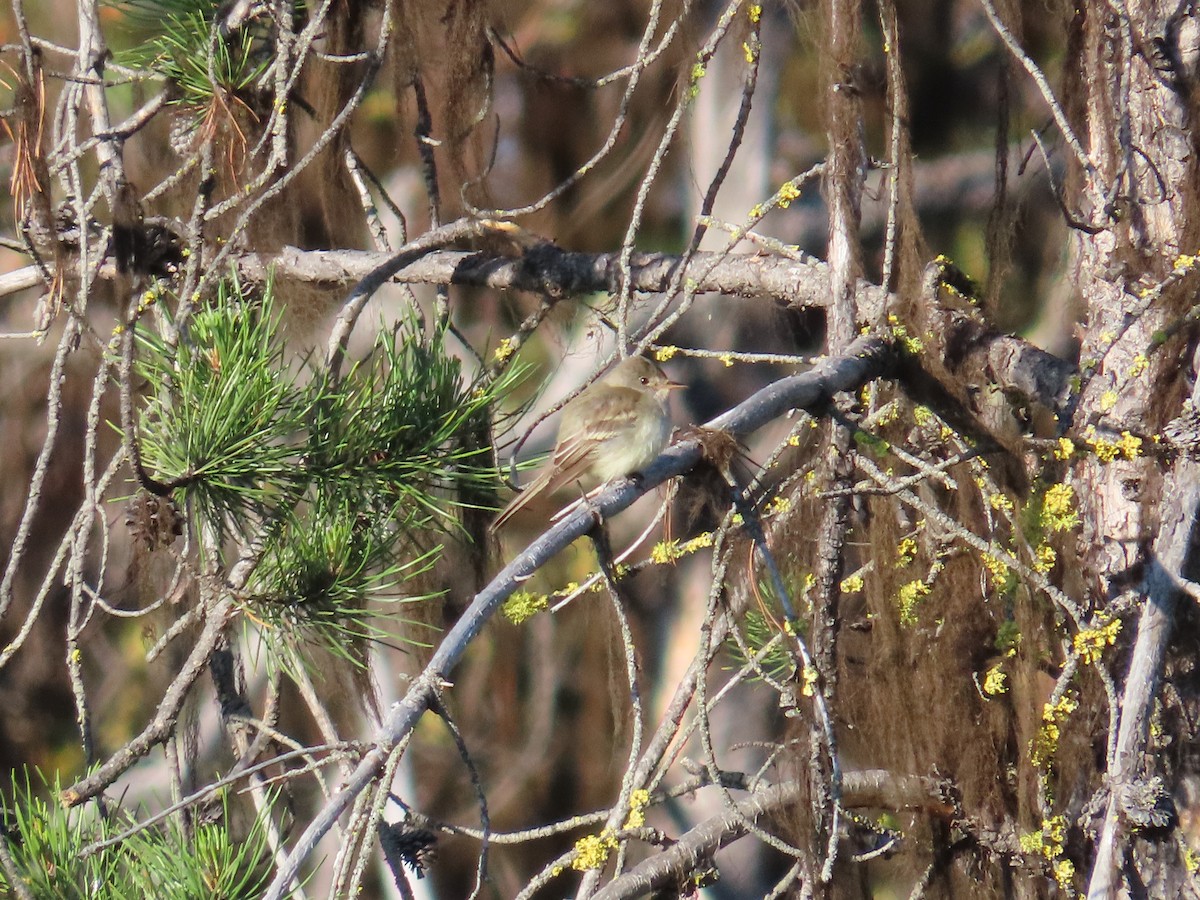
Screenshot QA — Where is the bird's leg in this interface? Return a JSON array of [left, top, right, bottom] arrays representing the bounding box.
[[579, 481, 606, 532], [550, 483, 606, 524]]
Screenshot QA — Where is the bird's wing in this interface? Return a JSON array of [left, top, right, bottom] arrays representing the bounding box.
[[492, 386, 648, 531], [551, 387, 643, 463], [490, 445, 598, 531]]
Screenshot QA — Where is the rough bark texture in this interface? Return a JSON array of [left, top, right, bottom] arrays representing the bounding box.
[[1069, 1, 1200, 894]]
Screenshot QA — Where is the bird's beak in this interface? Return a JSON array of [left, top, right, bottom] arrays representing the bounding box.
[[664, 380, 685, 391]]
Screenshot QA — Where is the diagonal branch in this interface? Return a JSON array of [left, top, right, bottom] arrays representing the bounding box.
[[260, 334, 895, 900]]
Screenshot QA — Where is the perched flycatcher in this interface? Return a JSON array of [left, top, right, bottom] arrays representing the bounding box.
[[492, 356, 682, 530]]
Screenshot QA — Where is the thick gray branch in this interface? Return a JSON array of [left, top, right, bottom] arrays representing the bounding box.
[[1, 243, 1072, 421], [234, 245, 882, 313]]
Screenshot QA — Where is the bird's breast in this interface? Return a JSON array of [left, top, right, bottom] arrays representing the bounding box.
[[589, 399, 672, 482]]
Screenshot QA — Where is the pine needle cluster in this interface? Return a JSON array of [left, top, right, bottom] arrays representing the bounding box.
[[132, 274, 519, 667], [107, 0, 273, 128], [1, 769, 278, 898]]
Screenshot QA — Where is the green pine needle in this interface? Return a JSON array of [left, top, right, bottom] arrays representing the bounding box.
[[727, 610, 799, 683], [107, 0, 271, 125], [305, 319, 524, 528], [131, 275, 521, 667], [136, 277, 306, 528], [0, 768, 282, 898], [248, 496, 439, 669]]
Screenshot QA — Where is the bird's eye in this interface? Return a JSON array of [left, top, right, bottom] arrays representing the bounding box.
[[640, 376, 649, 385]]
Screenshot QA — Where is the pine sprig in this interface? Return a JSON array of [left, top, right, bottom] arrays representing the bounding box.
[[727, 609, 797, 683], [135, 277, 307, 530], [107, 0, 272, 127], [0, 769, 280, 899], [305, 322, 524, 527], [130, 276, 520, 666], [248, 496, 439, 669]]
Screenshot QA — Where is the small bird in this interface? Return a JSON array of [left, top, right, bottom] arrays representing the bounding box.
[[492, 356, 682, 531]]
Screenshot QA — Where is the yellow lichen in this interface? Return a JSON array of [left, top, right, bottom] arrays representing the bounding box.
[[840, 573, 865, 594], [765, 495, 791, 515], [503, 591, 548, 625], [778, 180, 801, 208], [1053, 437, 1075, 460], [1019, 818, 1073, 893], [897, 579, 931, 626], [875, 401, 901, 426], [1033, 543, 1057, 574], [1043, 814, 1067, 849], [801, 664, 819, 697], [654, 345, 679, 362], [651, 541, 681, 565], [1184, 846, 1200, 875], [624, 789, 650, 829], [1018, 829, 1044, 856], [572, 831, 619, 871], [1073, 617, 1121, 665], [1054, 858, 1075, 889], [493, 338, 515, 363], [650, 532, 713, 566], [982, 664, 1008, 696], [1117, 430, 1143, 460], [1041, 484, 1080, 532], [980, 553, 1010, 586], [1031, 695, 1078, 768], [885, 315, 924, 353]]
